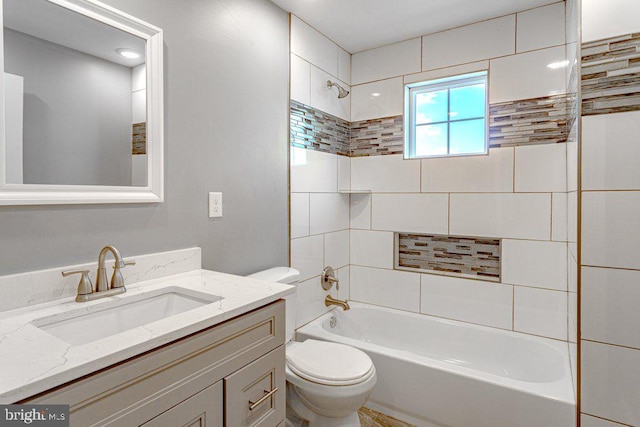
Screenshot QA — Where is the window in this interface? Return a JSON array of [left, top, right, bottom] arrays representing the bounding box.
[[405, 71, 488, 158]]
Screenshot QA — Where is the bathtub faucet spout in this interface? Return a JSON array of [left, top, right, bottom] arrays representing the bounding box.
[[325, 295, 350, 310]]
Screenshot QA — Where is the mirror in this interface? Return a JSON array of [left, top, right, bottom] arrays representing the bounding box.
[[0, 0, 163, 204]]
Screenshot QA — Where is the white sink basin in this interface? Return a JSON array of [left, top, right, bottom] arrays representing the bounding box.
[[33, 287, 222, 345]]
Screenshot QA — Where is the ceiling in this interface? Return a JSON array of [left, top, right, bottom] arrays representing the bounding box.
[[270, 0, 560, 53], [4, 0, 145, 67]]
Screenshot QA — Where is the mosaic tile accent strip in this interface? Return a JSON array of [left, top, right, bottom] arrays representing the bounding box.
[[582, 33, 640, 116], [350, 115, 404, 157], [290, 100, 350, 155], [489, 94, 569, 147], [132, 122, 146, 155], [397, 233, 500, 281]]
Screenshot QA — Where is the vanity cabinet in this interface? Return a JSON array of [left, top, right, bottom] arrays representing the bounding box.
[[21, 300, 286, 427]]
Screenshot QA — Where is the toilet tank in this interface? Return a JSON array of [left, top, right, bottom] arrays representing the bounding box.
[[247, 267, 299, 342]]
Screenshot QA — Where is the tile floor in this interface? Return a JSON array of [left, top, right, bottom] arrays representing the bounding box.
[[358, 407, 415, 427]]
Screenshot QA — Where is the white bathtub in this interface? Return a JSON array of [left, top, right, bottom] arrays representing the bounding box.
[[296, 303, 575, 427]]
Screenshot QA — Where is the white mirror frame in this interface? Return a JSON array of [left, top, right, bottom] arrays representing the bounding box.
[[0, 0, 163, 205]]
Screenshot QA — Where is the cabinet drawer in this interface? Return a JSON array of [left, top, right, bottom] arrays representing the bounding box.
[[225, 346, 285, 427], [143, 381, 223, 427]]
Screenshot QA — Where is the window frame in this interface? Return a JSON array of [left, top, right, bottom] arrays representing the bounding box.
[[404, 71, 489, 159]]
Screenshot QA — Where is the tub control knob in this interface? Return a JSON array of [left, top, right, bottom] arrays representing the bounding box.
[[321, 266, 339, 291]]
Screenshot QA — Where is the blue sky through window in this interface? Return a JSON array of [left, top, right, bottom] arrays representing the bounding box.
[[408, 72, 487, 158]]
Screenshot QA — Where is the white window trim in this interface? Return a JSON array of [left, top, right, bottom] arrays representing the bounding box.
[[404, 71, 489, 159]]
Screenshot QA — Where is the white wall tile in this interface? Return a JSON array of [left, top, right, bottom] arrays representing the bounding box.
[[132, 64, 145, 92], [291, 15, 338, 76], [350, 230, 394, 269], [309, 193, 349, 235], [291, 54, 310, 105], [295, 275, 336, 328], [581, 415, 627, 427], [372, 194, 449, 234], [450, 193, 551, 240], [291, 234, 324, 282], [351, 154, 420, 192], [582, 192, 640, 270], [350, 266, 420, 312], [351, 77, 403, 121], [290, 193, 310, 238], [514, 286, 567, 340], [337, 47, 351, 85], [566, 0, 579, 45], [337, 155, 351, 191], [583, 111, 640, 191], [132, 90, 146, 123], [310, 65, 350, 121], [350, 194, 371, 230], [290, 147, 337, 193], [421, 147, 514, 193], [570, 342, 577, 396], [515, 144, 567, 192], [568, 190, 578, 243], [582, 0, 640, 43], [336, 266, 350, 301], [490, 46, 566, 103], [569, 292, 577, 343], [502, 240, 567, 290], [352, 38, 421, 85], [404, 61, 489, 85], [516, 3, 566, 53], [552, 192, 568, 241], [568, 249, 578, 293], [422, 15, 515, 71], [582, 267, 640, 349], [567, 140, 578, 192], [324, 230, 349, 269], [421, 275, 513, 329], [582, 341, 640, 426]]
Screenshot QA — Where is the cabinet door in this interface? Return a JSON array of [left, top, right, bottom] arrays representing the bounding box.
[[143, 381, 223, 427], [225, 346, 285, 427]]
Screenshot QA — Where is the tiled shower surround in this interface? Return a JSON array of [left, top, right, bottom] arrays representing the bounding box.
[[291, 95, 569, 157], [396, 234, 500, 281], [581, 32, 640, 115], [290, 2, 574, 352]]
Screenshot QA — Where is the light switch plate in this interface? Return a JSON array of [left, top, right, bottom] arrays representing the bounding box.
[[208, 192, 222, 218]]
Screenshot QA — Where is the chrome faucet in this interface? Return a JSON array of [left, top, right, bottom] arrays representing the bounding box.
[[325, 295, 350, 311], [62, 245, 135, 302]]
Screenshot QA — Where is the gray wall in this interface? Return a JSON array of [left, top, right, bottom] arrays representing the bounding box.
[[4, 29, 133, 186], [0, 0, 290, 276]]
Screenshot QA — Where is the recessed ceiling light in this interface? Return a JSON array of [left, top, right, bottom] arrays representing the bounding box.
[[116, 48, 141, 59], [547, 60, 569, 69], [371, 92, 381, 97]]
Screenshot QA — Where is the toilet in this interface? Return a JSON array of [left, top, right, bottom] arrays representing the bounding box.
[[248, 267, 377, 427]]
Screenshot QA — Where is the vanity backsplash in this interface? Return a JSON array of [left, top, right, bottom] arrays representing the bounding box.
[[0, 248, 201, 313]]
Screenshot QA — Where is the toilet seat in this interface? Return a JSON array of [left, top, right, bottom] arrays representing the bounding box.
[[286, 339, 374, 386]]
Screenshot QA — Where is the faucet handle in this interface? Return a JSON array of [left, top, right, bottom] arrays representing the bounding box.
[[62, 269, 94, 299], [321, 266, 340, 291], [111, 259, 135, 289]]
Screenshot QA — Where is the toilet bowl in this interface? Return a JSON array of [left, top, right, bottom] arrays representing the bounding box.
[[248, 267, 377, 427]]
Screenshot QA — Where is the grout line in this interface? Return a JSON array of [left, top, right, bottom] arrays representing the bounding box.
[[582, 338, 640, 353]]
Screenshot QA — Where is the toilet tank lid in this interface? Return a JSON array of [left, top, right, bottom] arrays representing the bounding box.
[[248, 267, 300, 284]]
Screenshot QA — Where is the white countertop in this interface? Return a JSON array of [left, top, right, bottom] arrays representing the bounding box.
[[0, 269, 293, 403]]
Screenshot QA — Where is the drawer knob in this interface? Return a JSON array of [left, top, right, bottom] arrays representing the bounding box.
[[248, 387, 279, 411]]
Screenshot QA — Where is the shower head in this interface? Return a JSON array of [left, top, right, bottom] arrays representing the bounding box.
[[327, 80, 350, 98]]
